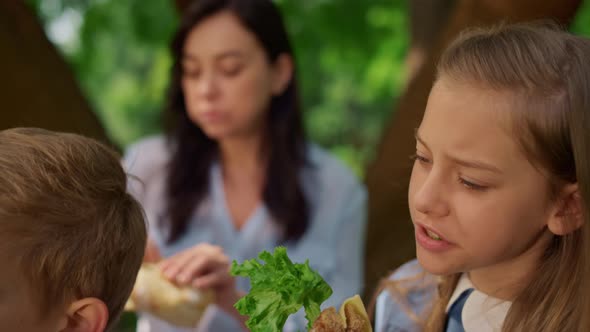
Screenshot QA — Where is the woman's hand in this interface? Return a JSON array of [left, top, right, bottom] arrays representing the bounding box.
[[143, 239, 162, 263], [158, 244, 243, 316]]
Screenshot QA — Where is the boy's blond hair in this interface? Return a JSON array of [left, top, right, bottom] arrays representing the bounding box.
[[0, 128, 147, 330]]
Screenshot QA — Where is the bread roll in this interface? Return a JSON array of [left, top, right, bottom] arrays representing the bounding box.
[[125, 264, 214, 327]]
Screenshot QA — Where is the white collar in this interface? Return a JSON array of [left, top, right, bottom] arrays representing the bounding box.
[[445, 274, 512, 332]]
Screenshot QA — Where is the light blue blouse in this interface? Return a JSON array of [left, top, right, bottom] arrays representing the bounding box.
[[123, 136, 367, 332], [375, 260, 510, 332], [374, 260, 437, 332]]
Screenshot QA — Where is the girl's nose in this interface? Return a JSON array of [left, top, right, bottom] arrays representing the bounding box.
[[412, 170, 450, 218]]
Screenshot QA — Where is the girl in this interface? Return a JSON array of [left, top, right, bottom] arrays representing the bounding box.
[[124, 0, 367, 331], [375, 23, 590, 332]]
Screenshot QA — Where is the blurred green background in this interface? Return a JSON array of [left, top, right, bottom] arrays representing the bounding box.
[[23, 0, 590, 330], [26, 0, 409, 177], [24, 0, 590, 175]]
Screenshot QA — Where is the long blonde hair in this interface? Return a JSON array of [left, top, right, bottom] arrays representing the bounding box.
[[385, 23, 590, 332]]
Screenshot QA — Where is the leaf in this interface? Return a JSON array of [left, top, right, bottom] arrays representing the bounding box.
[[231, 247, 333, 332]]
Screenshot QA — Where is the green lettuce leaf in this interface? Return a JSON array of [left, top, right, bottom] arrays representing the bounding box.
[[230, 246, 333, 332]]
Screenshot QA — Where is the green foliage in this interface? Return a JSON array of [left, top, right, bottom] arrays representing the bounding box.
[[572, 0, 590, 37], [277, 0, 409, 173], [27, 0, 177, 147], [115, 312, 138, 332], [26, 0, 409, 175], [72, 0, 177, 146], [22, 0, 590, 175]]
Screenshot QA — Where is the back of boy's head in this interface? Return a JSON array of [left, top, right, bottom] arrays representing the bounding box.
[[0, 128, 147, 330], [423, 23, 590, 332]]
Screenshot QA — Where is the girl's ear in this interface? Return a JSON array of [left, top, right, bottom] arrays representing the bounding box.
[[270, 53, 293, 96], [547, 183, 584, 235]]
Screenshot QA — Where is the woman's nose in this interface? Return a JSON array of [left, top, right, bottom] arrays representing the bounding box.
[[195, 72, 218, 99]]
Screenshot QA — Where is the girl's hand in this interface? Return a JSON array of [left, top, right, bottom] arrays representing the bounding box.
[[158, 243, 242, 314]]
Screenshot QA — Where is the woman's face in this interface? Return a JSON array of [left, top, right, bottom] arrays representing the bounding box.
[[181, 11, 290, 141]]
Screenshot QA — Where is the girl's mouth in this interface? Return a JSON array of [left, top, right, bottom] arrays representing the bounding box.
[[425, 228, 442, 241], [415, 223, 454, 252]]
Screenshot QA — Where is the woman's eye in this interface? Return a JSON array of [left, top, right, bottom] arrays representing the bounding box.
[[221, 64, 242, 77], [458, 177, 488, 191], [182, 68, 200, 79]]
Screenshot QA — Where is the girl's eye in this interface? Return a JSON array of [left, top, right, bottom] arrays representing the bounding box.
[[410, 153, 431, 164], [458, 177, 488, 191]]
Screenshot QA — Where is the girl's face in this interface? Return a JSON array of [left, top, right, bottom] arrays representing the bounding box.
[[181, 11, 290, 141], [409, 78, 557, 281]]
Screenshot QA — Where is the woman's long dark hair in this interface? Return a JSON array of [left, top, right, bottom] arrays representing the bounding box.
[[163, 0, 309, 244]]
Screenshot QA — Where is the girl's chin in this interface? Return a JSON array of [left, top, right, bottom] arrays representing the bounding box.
[[416, 250, 461, 276]]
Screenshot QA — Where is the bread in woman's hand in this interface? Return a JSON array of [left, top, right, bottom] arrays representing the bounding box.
[[125, 264, 214, 327]]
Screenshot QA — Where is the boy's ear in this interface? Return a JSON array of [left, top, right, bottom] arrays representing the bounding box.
[[548, 183, 584, 236], [59, 298, 108, 332], [271, 53, 293, 96]]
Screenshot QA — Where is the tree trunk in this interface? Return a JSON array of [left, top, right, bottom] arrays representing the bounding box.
[[0, 1, 110, 145], [174, 0, 192, 14], [406, 0, 456, 82], [364, 0, 582, 302]]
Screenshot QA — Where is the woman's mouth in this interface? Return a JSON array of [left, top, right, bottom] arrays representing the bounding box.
[[201, 111, 225, 122]]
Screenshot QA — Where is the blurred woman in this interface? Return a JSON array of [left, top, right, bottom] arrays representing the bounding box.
[[123, 0, 367, 331]]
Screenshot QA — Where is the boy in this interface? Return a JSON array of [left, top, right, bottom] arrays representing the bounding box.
[[0, 128, 146, 331]]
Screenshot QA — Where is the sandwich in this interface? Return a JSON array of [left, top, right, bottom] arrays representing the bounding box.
[[310, 295, 372, 332]]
